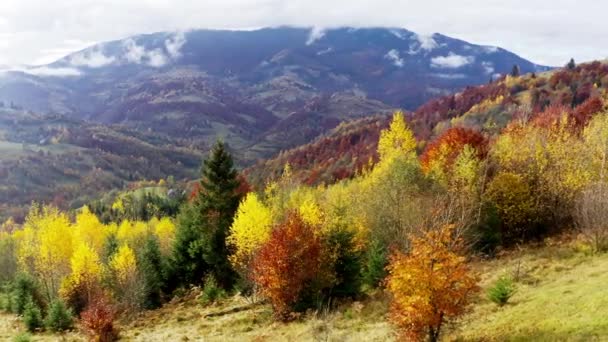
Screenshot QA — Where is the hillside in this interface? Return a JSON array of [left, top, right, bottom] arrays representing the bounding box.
[[246, 61, 608, 187], [0, 106, 203, 220], [2, 241, 606, 341], [0, 27, 548, 164]]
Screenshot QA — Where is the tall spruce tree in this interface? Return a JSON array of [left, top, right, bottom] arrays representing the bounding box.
[[140, 235, 164, 309], [567, 58, 576, 70], [171, 140, 241, 289]]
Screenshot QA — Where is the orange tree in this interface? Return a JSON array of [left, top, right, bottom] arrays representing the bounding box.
[[251, 212, 321, 321], [386, 225, 479, 342]]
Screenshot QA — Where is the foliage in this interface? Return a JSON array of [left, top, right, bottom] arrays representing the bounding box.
[[251, 212, 321, 321], [487, 276, 516, 306], [80, 296, 119, 342], [377, 111, 417, 162], [172, 140, 242, 290], [23, 300, 43, 332], [386, 225, 479, 342], [199, 275, 227, 306], [227, 192, 273, 273], [44, 299, 74, 332], [10, 274, 43, 316], [320, 228, 363, 298], [139, 235, 165, 310], [12, 333, 32, 342], [361, 239, 388, 288], [574, 182, 608, 252]]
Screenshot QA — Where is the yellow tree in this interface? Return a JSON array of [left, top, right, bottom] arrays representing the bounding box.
[[153, 217, 176, 256], [73, 206, 108, 256], [61, 242, 103, 312], [377, 111, 417, 162], [14, 204, 74, 300], [227, 192, 273, 271], [386, 225, 479, 342]]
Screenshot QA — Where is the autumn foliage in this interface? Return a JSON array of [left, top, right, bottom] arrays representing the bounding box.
[[251, 212, 321, 321], [420, 127, 488, 175], [386, 225, 479, 342], [80, 295, 119, 342]]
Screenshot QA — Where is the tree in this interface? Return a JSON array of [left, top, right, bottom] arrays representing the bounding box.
[[251, 212, 321, 321], [377, 111, 417, 162], [227, 192, 273, 273], [386, 225, 479, 342], [172, 140, 242, 289], [139, 235, 165, 309], [574, 182, 608, 252], [567, 58, 576, 70], [511, 64, 520, 77]]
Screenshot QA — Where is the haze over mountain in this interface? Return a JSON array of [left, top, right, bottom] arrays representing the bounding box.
[[0, 27, 548, 163]]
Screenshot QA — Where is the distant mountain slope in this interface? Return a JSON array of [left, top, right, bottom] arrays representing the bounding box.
[[0, 27, 549, 163], [245, 61, 608, 188], [0, 106, 203, 220]]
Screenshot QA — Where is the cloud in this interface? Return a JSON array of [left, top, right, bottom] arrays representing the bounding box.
[[385, 49, 404, 67], [416, 33, 438, 51], [122, 39, 168, 67], [306, 26, 325, 45], [431, 53, 475, 69], [1, 0, 608, 66], [484, 46, 499, 53], [165, 31, 186, 59], [3, 66, 82, 77], [482, 61, 494, 74], [69, 47, 115, 68], [431, 73, 467, 79]]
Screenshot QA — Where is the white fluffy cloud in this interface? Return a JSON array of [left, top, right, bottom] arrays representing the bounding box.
[[385, 49, 404, 67], [431, 53, 475, 69], [0, 0, 606, 67]]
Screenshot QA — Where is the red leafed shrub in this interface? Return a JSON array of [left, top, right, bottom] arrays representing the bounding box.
[[420, 127, 488, 173], [251, 212, 321, 321], [80, 296, 119, 342], [531, 104, 572, 129], [573, 96, 604, 128]]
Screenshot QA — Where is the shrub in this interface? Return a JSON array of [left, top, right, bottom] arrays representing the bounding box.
[[487, 276, 516, 306], [80, 296, 119, 342], [44, 299, 74, 332], [23, 301, 43, 332], [386, 225, 479, 342], [251, 212, 321, 321], [12, 333, 32, 342], [11, 274, 43, 315], [199, 275, 227, 306]]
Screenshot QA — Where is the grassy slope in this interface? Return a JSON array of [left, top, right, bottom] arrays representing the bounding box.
[[2, 243, 607, 341]]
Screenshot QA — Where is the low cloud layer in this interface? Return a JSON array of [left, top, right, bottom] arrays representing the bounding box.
[[0, 0, 606, 67]]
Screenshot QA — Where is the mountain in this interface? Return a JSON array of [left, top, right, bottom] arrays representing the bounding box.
[[0, 105, 203, 220], [0, 27, 549, 164], [245, 61, 608, 188]]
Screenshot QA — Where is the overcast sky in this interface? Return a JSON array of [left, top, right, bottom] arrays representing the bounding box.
[[0, 0, 606, 67]]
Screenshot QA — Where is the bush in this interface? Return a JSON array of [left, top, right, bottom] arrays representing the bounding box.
[[81, 296, 119, 342], [487, 276, 516, 306], [23, 301, 43, 332], [11, 274, 43, 315], [251, 212, 321, 321], [199, 275, 227, 306], [12, 333, 32, 342], [44, 299, 74, 332]]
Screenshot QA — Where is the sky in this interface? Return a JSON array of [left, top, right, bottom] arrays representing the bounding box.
[[0, 0, 606, 67]]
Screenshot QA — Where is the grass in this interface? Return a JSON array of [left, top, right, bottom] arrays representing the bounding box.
[[451, 242, 608, 341], [1, 241, 607, 341]]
